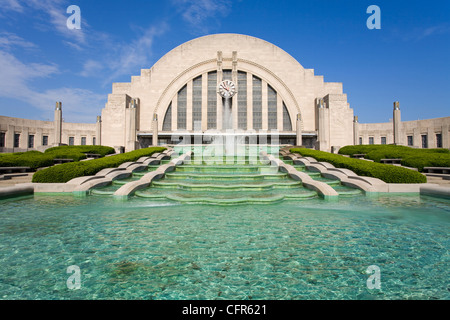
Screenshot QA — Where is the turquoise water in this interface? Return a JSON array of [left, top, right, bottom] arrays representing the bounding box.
[[0, 194, 448, 300]]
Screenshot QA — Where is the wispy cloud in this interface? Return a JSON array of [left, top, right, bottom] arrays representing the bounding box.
[[0, 32, 37, 50], [0, 0, 24, 12], [391, 23, 450, 42], [0, 49, 104, 122], [173, 0, 233, 33], [0, 0, 87, 45]]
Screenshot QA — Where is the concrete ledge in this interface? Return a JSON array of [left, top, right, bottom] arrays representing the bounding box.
[[127, 163, 148, 172], [20, 183, 76, 193], [67, 176, 104, 186], [118, 162, 135, 169], [73, 177, 113, 194], [96, 168, 126, 176], [387, 183, 422, 193], [144, 159, 160, 165], [420, 184, 450, 198], [327, 168, 358, 177], [106, 170, 132, 180], [0, 185, 34, 199]]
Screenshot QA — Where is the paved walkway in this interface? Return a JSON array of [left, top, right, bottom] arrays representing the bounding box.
[[0, 173, 34, 188]]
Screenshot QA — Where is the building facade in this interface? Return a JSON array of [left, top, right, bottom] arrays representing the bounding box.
[[0, 34, 448, 153]]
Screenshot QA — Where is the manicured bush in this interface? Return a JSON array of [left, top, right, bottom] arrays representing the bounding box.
[[0, 151, 54, 170], [32, 147, 166, 183], [338, 145, 450, 172], [45, 145, 115, 157], [291, 148, 427, 184]]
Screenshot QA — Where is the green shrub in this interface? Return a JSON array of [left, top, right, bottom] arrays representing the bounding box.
[[291, 148, 427, 184], [32, 147, 166, 183], [0, 151, 54, 170], [338, 145, 450, 171], [45, 145, 115, 157]]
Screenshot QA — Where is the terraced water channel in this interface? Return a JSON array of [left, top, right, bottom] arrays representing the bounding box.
[[90, 150, 362, 204]]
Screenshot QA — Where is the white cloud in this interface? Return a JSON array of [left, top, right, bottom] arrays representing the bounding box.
[[0, 49, 103, 122], [0, 32, 37, 50], [173, 0, 233, 32], [0, 0, 24, 12], [102, 23, 168, 85]]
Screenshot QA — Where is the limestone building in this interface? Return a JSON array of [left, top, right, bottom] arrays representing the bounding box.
[[0, 34, 448, 153]]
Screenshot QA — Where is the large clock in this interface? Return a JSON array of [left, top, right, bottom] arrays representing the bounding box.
[[218, 80, 237, 98]]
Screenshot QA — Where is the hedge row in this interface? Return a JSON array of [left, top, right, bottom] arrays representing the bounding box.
[[32, 147, 166, 183], [0, 151, 54, 170], [291, 148, 427, 184], [0, 146, 116, 170], [338, 145, 450, 172]]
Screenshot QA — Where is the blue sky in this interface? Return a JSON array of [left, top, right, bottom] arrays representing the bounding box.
[[0, 0, 449, 124]]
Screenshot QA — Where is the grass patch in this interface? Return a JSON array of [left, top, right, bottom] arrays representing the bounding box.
[[291, 148, 427, 184], [32, 147, 166, 183]]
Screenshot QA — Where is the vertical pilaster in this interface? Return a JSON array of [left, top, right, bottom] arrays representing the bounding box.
[[217, 51, 223, 131], [152, 113, 158, 146], [54, 102, 62, 145], [393, 101, 402, 145], [317, 98, 330, 151], [96, 116, 102, 146], [353, 116, 359, 145], [296, 114, 302, 146]]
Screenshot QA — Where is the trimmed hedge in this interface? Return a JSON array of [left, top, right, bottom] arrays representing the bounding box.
[[0, 145, 117, 170], [0, 151, 54, 170], [291, 148, 427, 184], [32, 147, 166, 183], [338, 145, 450, 172], [45, 145, 116, 157]]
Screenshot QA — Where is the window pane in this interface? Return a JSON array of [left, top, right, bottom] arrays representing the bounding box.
[[222, 69, 232, 81], [162, 103, 172, 131], [267, 85, 277, 130], [369, 137, 374, 145], [252, 76, 262, 130], [207, 71, 217, 129], [92, 137, 96, 146], [283, 103, 292, 131], [14, 133, 20, 148], [192, 76, 202, 130], [436, 134, 442, 148], [381, 137, 386, 145], [28, 135, 34, 148], [81, 137, 86, 146], [407, 136, 413, 146], [177, 85, 187, 130], [0, 132, 5, 148], [421, 135, 428, 148], [42, 135, 48, 146], [69, 137, 74, 146], [237, 71, 247, 130]]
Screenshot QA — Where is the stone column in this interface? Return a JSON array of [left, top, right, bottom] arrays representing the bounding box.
[[126, 99, 137, 151], [54, 102, 62, 146], [393, 101, 402, 145], [317, 98, 330, 151], [96, 116, 102, 146], [353, 116, 359, 145], [442, 125, 449, 149], [296, 114, 302, 146], [152, 113, 158, 146]]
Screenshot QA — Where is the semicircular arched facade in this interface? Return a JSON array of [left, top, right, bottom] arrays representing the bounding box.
[[100, 33, 354, 152]]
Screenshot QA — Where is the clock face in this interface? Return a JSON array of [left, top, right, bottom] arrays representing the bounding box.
[[218, 80, 237, 98]]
